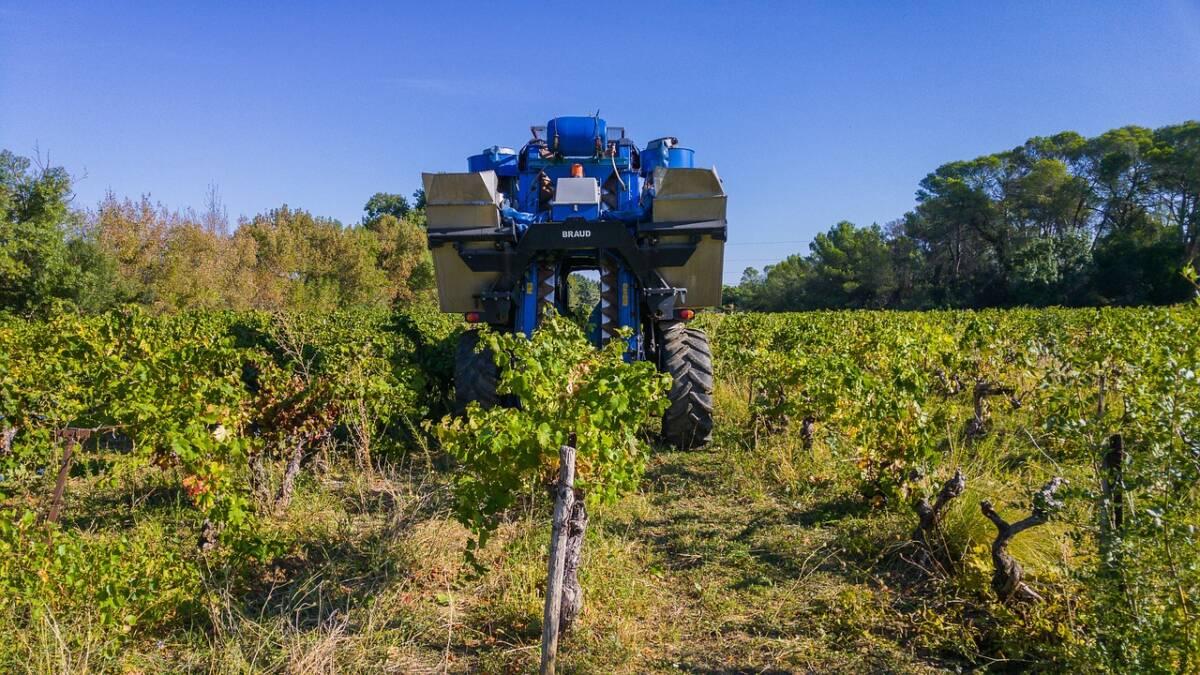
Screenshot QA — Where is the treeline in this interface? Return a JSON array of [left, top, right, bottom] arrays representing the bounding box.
[[0, 148, 433, 316], [6, 121, 1197, 317], [726, 121, 1200, 310]]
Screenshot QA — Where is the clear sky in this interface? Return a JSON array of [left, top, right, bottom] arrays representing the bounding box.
[[3, 1, 1199, 283]]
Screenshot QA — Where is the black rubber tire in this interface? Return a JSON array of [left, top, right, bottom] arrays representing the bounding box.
[[454, 330, 499, 414], [657, 322, 714, 450]]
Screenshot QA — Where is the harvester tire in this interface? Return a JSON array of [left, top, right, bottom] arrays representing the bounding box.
[[657, 322, 714, 450], [454, 330, 500, 414]]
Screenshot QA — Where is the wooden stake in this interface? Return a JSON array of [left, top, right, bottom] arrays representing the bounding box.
[[46, 428, 97, 524], [1100, 433, 1125, 592], [540, 445, 576, 675], [558, 493, 588, 632], [46, 437, 76, 524]]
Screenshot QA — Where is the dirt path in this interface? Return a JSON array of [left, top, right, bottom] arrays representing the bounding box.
[[613, 448, 937, 674]]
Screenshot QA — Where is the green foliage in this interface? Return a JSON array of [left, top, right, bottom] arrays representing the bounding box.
[[706, 306, 1200, 669], [433, 316, 669, 543], [1033, 308, 1200, 667], [0, 509, 201, 632], [359, 213, 436, 306], [0, 305, 464, 663], [362, 192, 411, 222], [566, 272, 601, 327], [726, 120, 1199, 311], [805, 221, 897, 308], [0, 303, 1196, 670], [0, 306, 457, 533], [0, 150, 113, 314], [717, 311, 963, 501], [1, 148, 440, 317]]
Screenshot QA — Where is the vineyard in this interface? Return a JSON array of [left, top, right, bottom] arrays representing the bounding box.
[[1, 305, 1197, 672]]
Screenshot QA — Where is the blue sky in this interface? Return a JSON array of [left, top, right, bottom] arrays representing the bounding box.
[[3, 1, 1199, 283]]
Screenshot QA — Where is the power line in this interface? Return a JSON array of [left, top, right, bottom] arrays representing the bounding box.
[[724, 257, 791, 261], [719, 241, 810, 281], [724, 239, 809, 246]]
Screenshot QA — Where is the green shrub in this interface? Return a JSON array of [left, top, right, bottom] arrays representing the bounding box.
[[432, 316, 669, 549]]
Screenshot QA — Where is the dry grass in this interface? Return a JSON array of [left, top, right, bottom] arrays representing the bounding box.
[[1, 383, 1096, 673]]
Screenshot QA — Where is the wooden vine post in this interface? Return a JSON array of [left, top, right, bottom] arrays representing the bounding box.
[[1100, 433, 1125, 580], [541, 444, 577, 675], [45, 427, 100, 524], [558, 487, 588, 632], [1095, 373, 1126, 591]]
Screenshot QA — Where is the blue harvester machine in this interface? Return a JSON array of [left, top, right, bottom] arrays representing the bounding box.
[[424, 116, 725, 449]]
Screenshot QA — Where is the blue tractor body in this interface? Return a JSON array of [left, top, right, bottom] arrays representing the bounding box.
[[425, 115, 725, 448]]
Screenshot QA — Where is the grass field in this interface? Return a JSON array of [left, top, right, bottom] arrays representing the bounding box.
[[2, 306, 1196, 673], [0, 391, 1099, 667], [7, 417, 1061, 673]]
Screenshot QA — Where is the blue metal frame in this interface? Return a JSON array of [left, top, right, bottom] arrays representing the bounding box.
[[515, 264, 540, 338], [616, 262, 641, 360], [467, 116, 687, 356]]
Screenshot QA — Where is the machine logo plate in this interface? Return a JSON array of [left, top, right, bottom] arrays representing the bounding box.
[[562, 229, 592, 239]]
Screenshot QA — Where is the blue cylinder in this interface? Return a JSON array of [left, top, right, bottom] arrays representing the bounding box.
[[644, 137, 694, 174], [546, 116, 606, 156], [667, 147, 695, 168], [467, 146, 518, 176]]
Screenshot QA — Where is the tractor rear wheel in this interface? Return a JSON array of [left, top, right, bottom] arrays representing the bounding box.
[[657, 322, 714, 450], [454, 329, 499, 414]]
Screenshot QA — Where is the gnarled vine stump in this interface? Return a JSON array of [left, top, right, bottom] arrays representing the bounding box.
[[980, 477, 1065, 603], [799, 416, 816, 450], [911, 468, 966, 574], [965, 381, 1017, 440]]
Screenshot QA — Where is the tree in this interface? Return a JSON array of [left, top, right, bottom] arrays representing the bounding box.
[[757, 255, 811, 310], [89, 194, 253, 312], [806, 221, 897, 308], [885, 219, 925, 308], [236, 206, 389, 312], [361, 191, 436, 306], [1084, 126, 1157, 239], [1149, 122, 1200, 266], [362, 192, 410, 224], [722, 267, 765, 309], [0, 150, 113, 314], [907, 158, 1005, 306], [999, 154, 1094, 304], [358, 214, 434, 307], [567, 273, 600, 320]]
